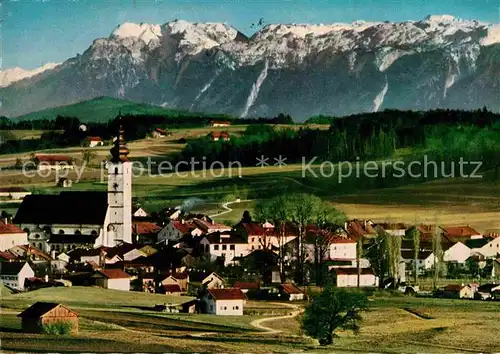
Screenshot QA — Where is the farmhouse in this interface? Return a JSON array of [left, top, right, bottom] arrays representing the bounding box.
[[401, 250, 434, 272], [14, 122, 133, 251], [152, 128, 167, 138], [201, 288, 246, 315], [34, 154, 74, 171], [443, 284, 474, 299], [237, 222, 297, 252], [87, 136, 104, 147], [132, 221, 161, 244], [0, 187, 31, 200], [161, 283, 182, 295], [18, 302, 78, 333], [93, 269, 131, 291], [0, 221, 28, 251], [376, 223, 408, 236], [478, 236, 500, 258], [476, 283, 500, 300], [209, 131, 230, 141], [278, 283, 304, 301], [210, 120, 232, 127], [332, 268, 379, 287], [0, 261, 35, 290]]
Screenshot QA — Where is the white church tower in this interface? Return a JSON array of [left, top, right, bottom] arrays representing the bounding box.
[[106, 117, 132, 246]]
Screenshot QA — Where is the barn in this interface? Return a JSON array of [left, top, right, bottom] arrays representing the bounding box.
[[17, 302, 78, 333]]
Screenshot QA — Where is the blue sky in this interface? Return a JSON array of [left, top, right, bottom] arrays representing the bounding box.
[[3, 0, 499, 69]]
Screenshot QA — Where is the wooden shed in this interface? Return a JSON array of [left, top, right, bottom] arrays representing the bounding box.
[[17, 302, 78, 333]]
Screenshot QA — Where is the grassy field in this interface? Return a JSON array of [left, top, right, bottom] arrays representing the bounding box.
[[1, 286, 499, 353]]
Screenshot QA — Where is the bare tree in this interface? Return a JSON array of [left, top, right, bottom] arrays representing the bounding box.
[[432, 221, 444, 290]]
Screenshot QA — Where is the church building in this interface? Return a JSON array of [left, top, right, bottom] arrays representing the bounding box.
[[13, 120, 133, 253]]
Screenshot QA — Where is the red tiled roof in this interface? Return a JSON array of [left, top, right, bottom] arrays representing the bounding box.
[[0, 250, 18, 260], [172, 220, 193, 234], [444, 284, 468, 292], [155, 128, 167, 134], [347, 220, 377, 240], [162, 284, 182, 293], [96, 269, 131, 279], [210, 131, 230, 138], [207, 288, 247, 300], [280, 283, 303, 294], [35, 154, 71, 162], [441, 226, 481, 239], [0, 221, 25, 235], [87, 136, 102, 142], [331, 236, 356, 244], [133, 222, 161, 235], [194, 219, 231, 232], [377, 223, 408, 230], [334, 268, 375, 275], [234, 281, 260, 290], [210, 120, 232, 125]]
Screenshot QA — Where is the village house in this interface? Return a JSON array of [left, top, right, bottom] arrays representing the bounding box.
[[209, 131, 230, 141], [233, 281, 260, 293], [401, 249, 434, 273], [440, 225, 483, 243], [346, 220, 378, 241], [51, 252, 70, 275], [132, 221, 161, 244], [0, 250, 18, 262], [304, 228, 357, 263], [476, 283, 500, 300], [93, 269, 131, 291], [332, 268, 379, 287], [237, 222, 297, 252], [18, 302, 79, 334], [194, 218, 232, 234], [152, 128, 167, 138], [34, 154, 74, 171], [200, 288, 246, 315], [157, 220, 202, 244], [0, 187, 31, 201], [132, 206, 149, 218], [189, 271, 225, 289], [200, 232, 249, 266], [440, 242, 471, 264], [0, 221, 28, 251], [0, 262, 35, 290], [376, 223, 408, 236], [157, 272, 189, 292], [162, 284, 182, 295], [442, 284, 474, 299], [210, 120, 232, 127], [278, 283, 305, 301], [478, 235, 500, 258], [87, 136, 104, 147]]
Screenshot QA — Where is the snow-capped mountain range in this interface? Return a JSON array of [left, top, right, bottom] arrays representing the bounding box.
[[2, 15, 500, 119], [0, 63, 60, 88]]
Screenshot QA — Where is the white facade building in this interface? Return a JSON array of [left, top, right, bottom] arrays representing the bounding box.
[[201, 288, 246, 315], [0, 222, 28, 251], [94, 269, 131, 291], [0, 262, 35, 290]]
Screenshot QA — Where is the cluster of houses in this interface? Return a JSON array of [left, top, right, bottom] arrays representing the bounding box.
[[2, 120, 500, 321]]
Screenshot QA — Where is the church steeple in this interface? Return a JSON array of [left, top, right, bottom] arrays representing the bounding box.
[[110, 112, 129, 163]]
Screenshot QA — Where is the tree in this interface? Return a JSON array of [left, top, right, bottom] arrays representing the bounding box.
[[431, 223, 444, 290], [301, 287, 369, 346], [241, 210, 252, 224], [408, 226, 420, 284], [82, 150, 97, 165]]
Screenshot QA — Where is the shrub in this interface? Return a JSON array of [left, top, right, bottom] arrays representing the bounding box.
[[42, 321, 73, 335]]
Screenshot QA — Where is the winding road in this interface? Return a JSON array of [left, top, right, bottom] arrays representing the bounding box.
[[209, 199, 253, 218], [250, 302, 303, 334]]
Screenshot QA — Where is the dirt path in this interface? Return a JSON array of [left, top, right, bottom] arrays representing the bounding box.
[[250, 302, 303, 334], [209, 199, 253, 218]]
